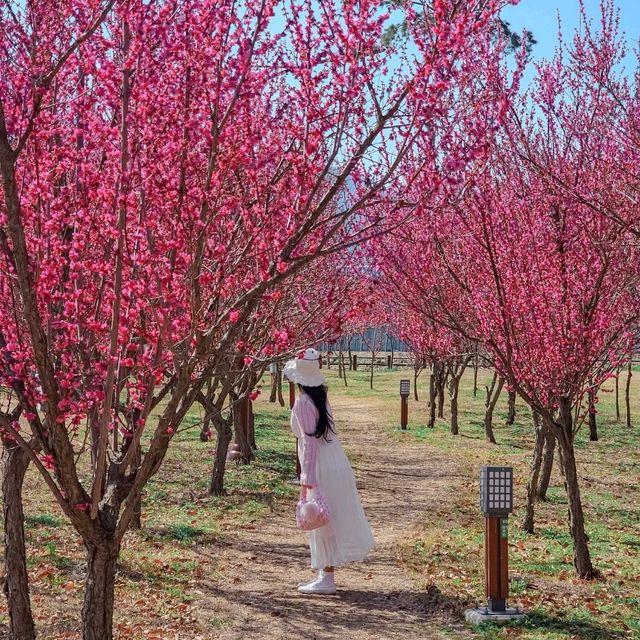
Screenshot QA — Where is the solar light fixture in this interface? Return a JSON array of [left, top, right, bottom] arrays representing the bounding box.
[[480, 466, 513, 516], [399, 379, 410, 396]]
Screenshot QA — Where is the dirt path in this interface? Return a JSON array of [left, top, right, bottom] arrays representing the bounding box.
[[198, 395, 474, 640]]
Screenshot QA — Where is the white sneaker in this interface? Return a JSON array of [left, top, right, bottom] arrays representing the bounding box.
[[297, 573, 320, 588], [298, 571, 336, 595]]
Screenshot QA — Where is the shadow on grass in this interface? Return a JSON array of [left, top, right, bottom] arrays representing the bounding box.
[[253, 449, 296, 475], [476, 610, 627, 640]]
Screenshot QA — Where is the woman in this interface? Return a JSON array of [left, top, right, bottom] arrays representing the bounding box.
[[284, 348, 375, 595]]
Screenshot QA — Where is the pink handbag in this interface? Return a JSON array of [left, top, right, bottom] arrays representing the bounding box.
[[296, 487, 330, 531]]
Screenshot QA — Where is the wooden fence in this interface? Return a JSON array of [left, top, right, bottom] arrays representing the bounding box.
[[322, 352, 415, 369]]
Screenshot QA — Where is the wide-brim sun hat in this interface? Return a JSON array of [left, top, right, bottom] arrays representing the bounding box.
[[283, 347, 326, 387]]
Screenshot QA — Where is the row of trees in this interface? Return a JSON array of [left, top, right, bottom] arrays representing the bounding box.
[[0, 0, 519, 638], [368, 0, 639, 580]]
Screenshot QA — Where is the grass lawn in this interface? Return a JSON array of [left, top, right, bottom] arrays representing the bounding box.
[[327, 363, 639, 640], [0, 361, 638, 639], [0, 401, 299, 638]]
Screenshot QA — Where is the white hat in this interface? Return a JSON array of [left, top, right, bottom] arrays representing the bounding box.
[[283, 348, 326, 387]]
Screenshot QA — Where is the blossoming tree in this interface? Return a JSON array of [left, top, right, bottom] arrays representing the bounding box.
[[370, 1, 640, 578], [0, 0, 517, 636]]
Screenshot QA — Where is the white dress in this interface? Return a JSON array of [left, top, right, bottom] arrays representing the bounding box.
[[291, 393, 375, 569]]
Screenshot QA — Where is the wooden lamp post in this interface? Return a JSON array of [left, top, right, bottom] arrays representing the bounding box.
[[399, 379, 410, 429], [466, 466, 524, 624]]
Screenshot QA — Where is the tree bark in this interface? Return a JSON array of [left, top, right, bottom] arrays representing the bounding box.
[[209, 415, 233, 495], [248, 399, 257, 451], [129, 447, 142, 530], [199, 380, 215, 440], [199, 416, 212, 442], [625, 359, 632, 429], [269, 372, 278, 402], [448, 375, 461, 435], [369, 358, 374, 390], [2, 441, 36, 640], [427, 364, 437, 429], [234, 396, 253, 464], [588, 385, 598, 442], [436, 368, 446, 419], [413, 366, 419, 402], [556, 399, 598, 578], [276, 366, 285, 406], [536, 426, 555, 500], [473, 353, 479, 398], [506, 389, 516, 425], [446, 357, 470, 435], [82, 540, 120, 640], [484, 373, 504, 444], [615, 366, 620, 421], [522, 413, 545, 533]]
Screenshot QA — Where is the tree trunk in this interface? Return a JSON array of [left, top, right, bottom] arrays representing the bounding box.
[[427, 365, 437, 428], [2, 442, 36, 640], [369, 359, 374, 390], [625, 360, 632, 429], [348, 339, 353, 370], [199, 417, 211, 442], [276, 367, 285, 407], [438, 383, 444, 418], [234, 396, 253, 464], [269, 372, 278, 403], [449, 375, 461, 435], [536, 426, 555, 500], [484, 374, 504, 444], [557, 400, 597, 579], [82, 540, 120, 640], [473, 353, 479, 398], [129, 447, 142, 530], [338, 349, 343, 379], [413, 367, 419, 402], [248, 399, 257, 450], [199, 381, 215, 438], [209, 415, 233, 495], [588, 386, 598, 442], [522, 413, 545, 533], [615, 366, 620, 421], [506, 390, 516, 425]]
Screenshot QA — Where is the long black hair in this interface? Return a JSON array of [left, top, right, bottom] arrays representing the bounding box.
[[299, 384, 335, 440]]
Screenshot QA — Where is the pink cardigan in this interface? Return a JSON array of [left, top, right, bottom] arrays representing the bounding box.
[[290, 393, 325, 487]]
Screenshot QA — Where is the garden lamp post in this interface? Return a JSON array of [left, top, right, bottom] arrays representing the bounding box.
[[466, 466, 525, 624], [400, 379, 410, 429]]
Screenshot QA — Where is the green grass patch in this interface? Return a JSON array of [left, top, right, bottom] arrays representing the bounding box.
[[26, 513, 62, 527]]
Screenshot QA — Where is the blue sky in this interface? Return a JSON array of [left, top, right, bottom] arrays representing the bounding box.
[[502, 0, 640, 84]]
